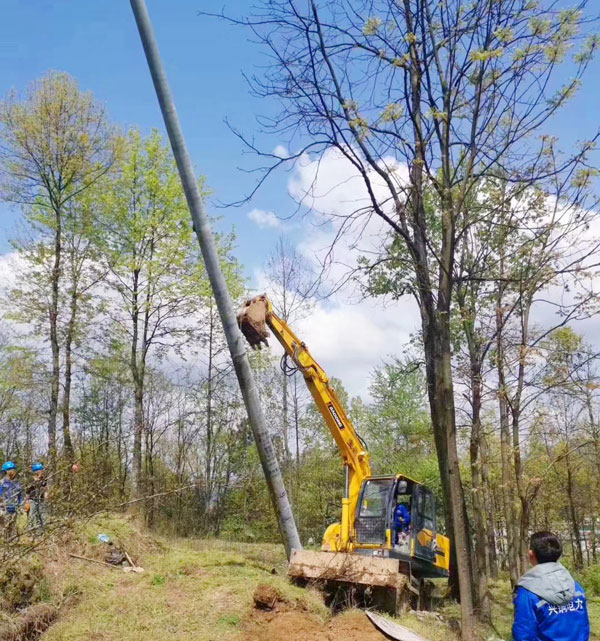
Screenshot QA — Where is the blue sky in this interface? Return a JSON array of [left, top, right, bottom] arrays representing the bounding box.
[[1, 1, 600, 397], [1, 1, 599, 275], [0, 0, 297, 273]]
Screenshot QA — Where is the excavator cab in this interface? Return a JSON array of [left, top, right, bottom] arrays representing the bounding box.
[[354, 475, 449, 578]]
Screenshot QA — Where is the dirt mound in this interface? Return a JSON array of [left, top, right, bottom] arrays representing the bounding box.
[[242, 607, 387, 641], [253, 585, 286, 610], [246, 581, 388, 641], [237, 296, 270, 349], [330, 611, 389, 640]]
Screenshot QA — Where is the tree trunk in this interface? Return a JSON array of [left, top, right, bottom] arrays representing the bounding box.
[[293, 374, 301, 501], [132, 374, 144, 499], [282, 370, 291, 463], [481, 433, 499, 579], [61, 286, 77, 465], [131, 268, 143, 499], [422, 308, 476, 636], [564, 445, 583, 568], [456, 279, 492, 618], [495, 281, 521, 586], [468, 360, 491, 621], [48, 207, 62, 473]]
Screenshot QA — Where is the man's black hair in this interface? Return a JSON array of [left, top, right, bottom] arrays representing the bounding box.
[[530, 531, 562, 563]]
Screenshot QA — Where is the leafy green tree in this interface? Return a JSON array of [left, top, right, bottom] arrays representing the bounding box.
[[97, 129, 241, 500], [0, 72, 116, 470]]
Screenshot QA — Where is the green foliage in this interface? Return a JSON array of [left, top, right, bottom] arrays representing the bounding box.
[[576, 565, 600, 597], [0, 556, 44, 611], [0, 71, 116, 206]]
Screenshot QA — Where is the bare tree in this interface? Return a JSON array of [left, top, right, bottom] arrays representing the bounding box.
[[266, 237, 313, 468], [214, 1, 599, 634]]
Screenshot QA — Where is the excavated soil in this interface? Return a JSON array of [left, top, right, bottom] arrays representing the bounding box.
[[241, 609, 387, 641], [242, 585, 387, 641]]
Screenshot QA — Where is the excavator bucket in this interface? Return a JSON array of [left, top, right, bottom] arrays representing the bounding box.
[[236, 295, 270, 349], [288, 549, 407, 590]]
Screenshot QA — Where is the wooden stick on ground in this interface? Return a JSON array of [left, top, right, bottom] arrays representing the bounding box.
[[68, 553, 121, 570]]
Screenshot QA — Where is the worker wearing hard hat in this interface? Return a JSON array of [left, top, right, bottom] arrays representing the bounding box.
[[0, 461, 23, 541], [25, 462, 48, 535]]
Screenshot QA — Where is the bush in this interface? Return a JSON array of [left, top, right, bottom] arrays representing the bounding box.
[[0, 557, 45, 612], [577, 564, 600, 597]]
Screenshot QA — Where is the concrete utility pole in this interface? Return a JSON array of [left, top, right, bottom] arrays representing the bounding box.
[[130, 0, 302, 558]]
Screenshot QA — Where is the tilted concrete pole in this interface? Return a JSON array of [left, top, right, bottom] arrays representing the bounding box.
[[130, 0, 302, 558]]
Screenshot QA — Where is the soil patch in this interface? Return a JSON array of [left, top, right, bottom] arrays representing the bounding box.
[[241, 609, 387, 641], [244, 588, 386, 641], [253, 585, 287, 611]]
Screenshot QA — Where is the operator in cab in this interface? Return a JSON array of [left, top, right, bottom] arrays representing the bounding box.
[[393, 482, 411, 547]]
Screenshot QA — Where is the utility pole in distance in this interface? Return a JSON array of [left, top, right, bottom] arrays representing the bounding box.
[[129, 0, 302, 558]]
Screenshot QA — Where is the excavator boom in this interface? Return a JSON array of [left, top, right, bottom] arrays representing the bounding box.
[[237, 295, 371, 549]]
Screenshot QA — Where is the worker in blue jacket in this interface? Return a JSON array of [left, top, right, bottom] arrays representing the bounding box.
[[393, 501, 411, 546], [0, 461, 23, 541], [513, 531, 590, 641]]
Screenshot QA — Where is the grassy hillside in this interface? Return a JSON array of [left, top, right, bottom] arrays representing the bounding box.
[[1, 516, 597, 641]]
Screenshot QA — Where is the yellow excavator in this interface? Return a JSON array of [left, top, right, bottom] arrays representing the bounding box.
[[237, 295, 450, 611]]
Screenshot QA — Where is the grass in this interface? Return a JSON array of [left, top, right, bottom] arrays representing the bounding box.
[[16, 515, 600, 641], [41, 516, 327, 641], [588, 598, 600, 640]]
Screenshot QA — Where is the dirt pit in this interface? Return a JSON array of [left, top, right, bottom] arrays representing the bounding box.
[[243, 585, 387, 641]]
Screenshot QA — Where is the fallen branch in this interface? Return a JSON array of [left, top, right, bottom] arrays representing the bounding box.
[[68, 553, 121, 570]]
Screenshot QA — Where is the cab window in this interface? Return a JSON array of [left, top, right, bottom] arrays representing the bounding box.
[[358, 479, 393, 517], [422, 492, 435, 530]]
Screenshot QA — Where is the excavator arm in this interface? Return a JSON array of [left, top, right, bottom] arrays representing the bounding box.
[[237, 295, 371, 550]]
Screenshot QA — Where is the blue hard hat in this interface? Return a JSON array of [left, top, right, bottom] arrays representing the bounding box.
[[31, 462, 44, 472], [2, 461, 16, 472]]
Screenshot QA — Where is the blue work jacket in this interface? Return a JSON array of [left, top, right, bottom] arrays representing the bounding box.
[[0, 477, 23, 513], [513, 582, 590, 641]]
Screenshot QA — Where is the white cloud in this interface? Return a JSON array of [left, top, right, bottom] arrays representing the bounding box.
[[285, 147, 409, 288], [250, 266, 420, 399], [278, 146, 600, 399], [0, 252, 24, 291], [247, 208, 283, 229], [295, 298, 419, 399], [244, 148, 418, 398], [254, 294, 420, 400], [272, 144, 289, 159]]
